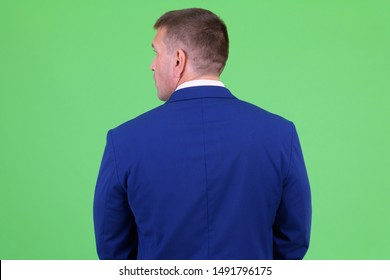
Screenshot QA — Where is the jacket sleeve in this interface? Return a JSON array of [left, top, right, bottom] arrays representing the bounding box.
[[93, 130, 138, 259], [273, 123, 312, 259]]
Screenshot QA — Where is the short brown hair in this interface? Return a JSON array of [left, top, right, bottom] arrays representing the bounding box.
[[154, 8, 229, 75]]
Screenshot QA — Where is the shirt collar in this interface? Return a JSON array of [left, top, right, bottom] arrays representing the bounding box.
[[175, 79, 225, 91], [167, 85, 236, 103]]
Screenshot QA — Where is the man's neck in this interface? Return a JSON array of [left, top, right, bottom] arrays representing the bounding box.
[[176, 73, 220, 89]]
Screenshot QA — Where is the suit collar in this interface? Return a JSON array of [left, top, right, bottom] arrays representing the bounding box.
[[166, 86, 237, 103]]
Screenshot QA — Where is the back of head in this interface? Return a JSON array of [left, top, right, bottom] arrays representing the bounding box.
[[154, 8, 229, 76]]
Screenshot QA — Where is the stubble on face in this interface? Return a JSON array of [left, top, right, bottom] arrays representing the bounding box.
[[151, 28, 177, 101]]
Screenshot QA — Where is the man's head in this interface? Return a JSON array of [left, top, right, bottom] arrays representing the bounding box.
[[150, 8, 229, 101]]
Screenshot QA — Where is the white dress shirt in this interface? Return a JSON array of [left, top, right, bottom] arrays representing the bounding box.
[[175, 79, 225, 91]]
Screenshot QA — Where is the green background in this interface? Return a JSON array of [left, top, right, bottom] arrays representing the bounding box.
[[1, 0, 389, 260]]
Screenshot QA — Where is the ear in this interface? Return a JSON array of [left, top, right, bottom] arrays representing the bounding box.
[[173, 49, 187, 79]]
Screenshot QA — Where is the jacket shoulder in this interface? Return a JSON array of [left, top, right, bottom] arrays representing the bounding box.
[[235, 99, 294, 128], [111, 104, 166, 134]]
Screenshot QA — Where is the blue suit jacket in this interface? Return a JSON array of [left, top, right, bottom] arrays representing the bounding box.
[[93, 86, 311, 259]]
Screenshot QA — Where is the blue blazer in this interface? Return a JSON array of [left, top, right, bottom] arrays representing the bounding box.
[[93, 86, 311, 259]]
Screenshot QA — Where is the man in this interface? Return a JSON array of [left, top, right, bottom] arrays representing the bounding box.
[[93, 8, 311, 260]]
